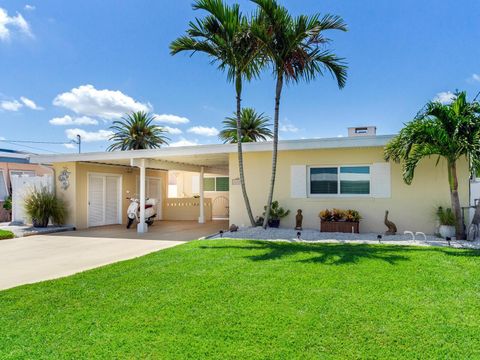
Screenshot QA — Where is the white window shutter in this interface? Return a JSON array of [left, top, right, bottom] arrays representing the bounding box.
[[291, 165, 307, 198], [371, 162, 391, 198]]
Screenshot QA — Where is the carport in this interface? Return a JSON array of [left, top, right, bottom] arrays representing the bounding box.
[[31, 145, 233, 234]]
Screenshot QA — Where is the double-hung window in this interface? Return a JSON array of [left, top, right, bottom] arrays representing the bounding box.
[[310, 166, 370, 196]]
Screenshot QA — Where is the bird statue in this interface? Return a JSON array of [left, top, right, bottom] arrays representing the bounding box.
[[384, 210, 397, 235]]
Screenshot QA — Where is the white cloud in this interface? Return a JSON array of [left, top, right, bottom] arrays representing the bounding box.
[[0, 7, 32, 41], [65, 128, 113, 142], [20, 96, 42, 110], [50, 115, 99, 126], [63, 143, 76, 149], [0, 100, 22, 111], [187, 126, 219, 137], [162, 126, 182, 135], [470, 74, 480, 83], [154, 113, 190, 124], [433, 91, 455, 105], [169, 137, 199, 147], [53, 84, 150, 119], [279, 122, 299, 133], [24, 5, 35, 11]]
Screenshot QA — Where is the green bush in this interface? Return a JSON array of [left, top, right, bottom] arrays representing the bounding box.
[[0, 229, 14, 239], [436, 206, 456, 226], [24, 187, 68, 227], [3, 196, 12, 211], [263, 200, 290, 220]]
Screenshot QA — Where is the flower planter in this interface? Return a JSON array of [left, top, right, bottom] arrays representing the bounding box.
[[268, 219, 281, 228], [321, 221, 359, 233], [439, 225, 455, 239]]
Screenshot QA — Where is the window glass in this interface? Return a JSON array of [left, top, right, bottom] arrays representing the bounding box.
[[215, 177, 229, 191], [203, 178, 215, 191], [340, 166, 370, 194], [310, 167, 338, 194]]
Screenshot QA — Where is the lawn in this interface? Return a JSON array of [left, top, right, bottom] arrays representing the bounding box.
[[1, 240, 480, 359]]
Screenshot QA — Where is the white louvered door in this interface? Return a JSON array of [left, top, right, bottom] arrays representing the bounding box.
[[88, 174, 121, 227]]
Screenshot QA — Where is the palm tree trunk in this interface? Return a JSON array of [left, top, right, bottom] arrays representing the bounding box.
[[235, 74, 256, 227], [263, 72, 283, 229], [448, 160, 465, 239]]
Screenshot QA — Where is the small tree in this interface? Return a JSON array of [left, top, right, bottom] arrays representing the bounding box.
[[219, 108, 272, 143], [108, 111, 169, 151], [385, 91, 480, 240]]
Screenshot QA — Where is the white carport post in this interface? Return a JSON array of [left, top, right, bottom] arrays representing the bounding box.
[[198, 166, 205, 224], [137, 158, 148, 233]]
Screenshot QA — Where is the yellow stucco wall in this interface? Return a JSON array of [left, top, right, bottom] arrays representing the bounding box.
[[229, 147, 470, 234], [53, 162, 167, 229]]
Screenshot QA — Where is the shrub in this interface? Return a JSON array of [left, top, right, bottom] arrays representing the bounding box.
[[437, 206, 455, 226], [0, 229, 14, 240], [331, 208, 346, 221], [263, 200, 290, 220], [345, 209, 361, 222], [3, 196, 12, 211], [24, 187, 68, 227], [319, 209, 332, 221]]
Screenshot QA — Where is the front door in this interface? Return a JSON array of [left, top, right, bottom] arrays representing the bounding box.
[[88, 174, 121, 227], [137, 176, 163, 220]]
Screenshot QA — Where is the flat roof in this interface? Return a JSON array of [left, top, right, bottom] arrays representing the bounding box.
[[31, 135, 394, 167]]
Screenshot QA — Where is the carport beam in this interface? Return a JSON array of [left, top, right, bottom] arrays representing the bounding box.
[[137, 159, 148, 233], [198, 166, 205, 224]]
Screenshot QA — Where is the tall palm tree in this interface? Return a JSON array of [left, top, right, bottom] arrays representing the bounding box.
[[385, 92, 480, 240], [251, 0, 348, 228], [107, 111, 170, 151], [220, 107, 272, 143], [170, 0, 263, 226]]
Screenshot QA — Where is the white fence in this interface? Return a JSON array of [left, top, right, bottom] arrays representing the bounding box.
[[11, 175, 53, 225]]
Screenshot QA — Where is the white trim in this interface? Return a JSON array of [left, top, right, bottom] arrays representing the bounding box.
[[307, 164, 371, 198], [87, 172, 123, 227], [30, 135, 395, 164]]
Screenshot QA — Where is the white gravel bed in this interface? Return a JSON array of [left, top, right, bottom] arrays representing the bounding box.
[[211, 227, 480, 249]]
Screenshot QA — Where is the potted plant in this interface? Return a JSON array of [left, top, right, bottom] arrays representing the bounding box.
[[263, 201, 290, 228], [436, 206, 456, 239], [24, 187, 68, 228], [319, 208, 361, 233]]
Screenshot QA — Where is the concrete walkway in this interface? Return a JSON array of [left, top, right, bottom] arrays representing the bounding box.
[[0, 235, 184, 290]]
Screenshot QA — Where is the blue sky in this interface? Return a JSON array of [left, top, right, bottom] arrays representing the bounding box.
[[0, 0, 479, 153]]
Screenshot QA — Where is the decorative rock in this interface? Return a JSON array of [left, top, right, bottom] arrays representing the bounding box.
[[229, 224, 239, 232]]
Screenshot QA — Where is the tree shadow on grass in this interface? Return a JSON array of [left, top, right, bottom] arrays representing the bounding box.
[[199, 241, 416, 266]]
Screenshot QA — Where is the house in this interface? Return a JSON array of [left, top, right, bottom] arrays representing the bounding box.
[[30, 127, 471, 234], [0, 149, 53, 222]]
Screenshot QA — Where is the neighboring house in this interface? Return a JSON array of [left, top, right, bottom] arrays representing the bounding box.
[[31, 127, 471, 234], [0, 149, 53, 222]]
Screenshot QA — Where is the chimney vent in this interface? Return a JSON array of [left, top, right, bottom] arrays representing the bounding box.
[[348, 126, 376, 137]]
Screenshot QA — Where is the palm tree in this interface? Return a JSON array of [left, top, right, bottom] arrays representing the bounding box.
[[107, 111, 170, 151], [170, 0, 263, 226], [251, 0, 348, 228], [385, 92, 480, 240], [219, 108, 272, 143]]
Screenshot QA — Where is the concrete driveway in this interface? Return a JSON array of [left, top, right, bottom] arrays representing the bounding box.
[[0, 234, 184, 290], [0, 221, 228, 291]]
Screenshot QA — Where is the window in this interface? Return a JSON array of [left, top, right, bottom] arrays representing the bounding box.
[[0, 170, 8, 201], [10, 170, 35, 179], [203, 177, 229, 192], [310, 166, 370, 195]]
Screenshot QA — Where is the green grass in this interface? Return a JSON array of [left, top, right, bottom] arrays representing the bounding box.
[[0, 229, 14, 239], [1, 240, 480, 359]]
